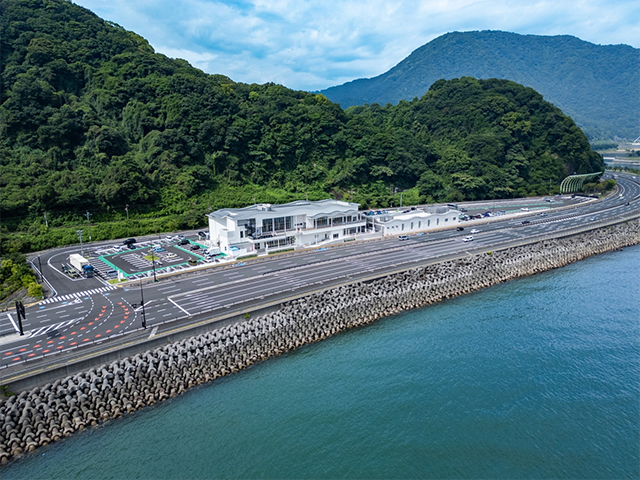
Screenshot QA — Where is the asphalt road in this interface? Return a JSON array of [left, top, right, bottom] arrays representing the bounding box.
[[1, 173, 638, 375]]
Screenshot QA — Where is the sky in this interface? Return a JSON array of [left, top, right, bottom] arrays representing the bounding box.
[[74, 0, 640, 92]]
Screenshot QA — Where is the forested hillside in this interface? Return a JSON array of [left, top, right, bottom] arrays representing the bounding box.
[[1, 0, 602, 255], [320, 31, 639, 141]]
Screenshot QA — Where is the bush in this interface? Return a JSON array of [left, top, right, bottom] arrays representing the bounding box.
[[27, 282, 43, 299]]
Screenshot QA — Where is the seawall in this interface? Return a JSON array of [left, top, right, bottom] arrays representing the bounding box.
[[0, 220, 638, 464]]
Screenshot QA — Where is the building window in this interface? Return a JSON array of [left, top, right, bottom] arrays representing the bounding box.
[[402, 224, 405, 231], [262, 218, 273, 232], [428, 220, 430, 227], [437, 218, 439, 225], [411, 222, 414, 229], [445, 218, 448, 222], [418, 221, 421, 228]]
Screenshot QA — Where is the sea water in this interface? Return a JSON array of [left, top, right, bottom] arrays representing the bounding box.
[[4, 245, 639, 479]]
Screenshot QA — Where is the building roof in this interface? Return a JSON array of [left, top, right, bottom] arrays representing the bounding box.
[[207, 199, 360, 222]]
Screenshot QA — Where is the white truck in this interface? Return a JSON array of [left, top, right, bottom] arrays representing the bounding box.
[[69, 254, 94, 277]]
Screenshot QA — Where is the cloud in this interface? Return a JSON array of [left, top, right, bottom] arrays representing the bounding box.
[[74, 0, 640, 91]]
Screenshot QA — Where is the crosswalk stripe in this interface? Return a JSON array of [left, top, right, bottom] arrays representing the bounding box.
[[30, 318, 77, 337], [38, 286, 117, 305]]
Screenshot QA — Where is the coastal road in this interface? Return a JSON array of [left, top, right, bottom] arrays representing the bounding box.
[[1, 173, 638, 376]]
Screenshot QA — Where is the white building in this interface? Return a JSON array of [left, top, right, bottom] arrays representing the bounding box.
[[207, 199, 368, 256], [372, 206, 461, 235]]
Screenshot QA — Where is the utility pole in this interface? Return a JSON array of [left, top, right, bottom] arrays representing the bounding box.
[[139, 279, 147, 329], [14, 301, 25, 336], [125, 204, 129, 221], [400, 192, 403, 208], [85, 211, 92, 241], [76, 229, 84, 257], [149, 248, 157, 283], [38, 256, 47, 299], [44, 212, 48, 228]]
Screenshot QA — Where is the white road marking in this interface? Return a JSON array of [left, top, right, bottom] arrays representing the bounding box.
[[168, 298, 191, 317], [7, 314, 19, 333], [148, 326, 158, 338]]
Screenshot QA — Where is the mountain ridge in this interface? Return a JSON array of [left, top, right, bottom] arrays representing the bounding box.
[[319, 31, 639, 140]]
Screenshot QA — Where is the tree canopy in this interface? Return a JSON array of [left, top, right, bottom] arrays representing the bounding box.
[[1, 0, 603, 250]]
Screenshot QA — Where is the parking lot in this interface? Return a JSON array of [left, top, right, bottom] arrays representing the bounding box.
[[84, 236, 224, 281]]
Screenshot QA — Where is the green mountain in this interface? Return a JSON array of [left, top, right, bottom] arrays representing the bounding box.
[[320, 31, 639, 141], [0, 0, 602, 254]]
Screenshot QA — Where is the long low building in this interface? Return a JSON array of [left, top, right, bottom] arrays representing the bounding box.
[[371, 206, 461, 235], [207, 199, 368, 256]]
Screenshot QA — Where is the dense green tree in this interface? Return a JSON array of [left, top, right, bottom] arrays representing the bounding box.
[[0, 0, 603, 258]]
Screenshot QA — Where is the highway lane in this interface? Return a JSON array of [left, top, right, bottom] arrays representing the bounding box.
[[1, 174, 639, 372]]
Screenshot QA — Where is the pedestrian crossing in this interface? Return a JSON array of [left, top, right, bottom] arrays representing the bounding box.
[[39, 286, 118, 305], [29, 318, 79, 337]]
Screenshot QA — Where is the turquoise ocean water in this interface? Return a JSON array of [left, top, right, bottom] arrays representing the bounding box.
[[4, 245, 639, 479]]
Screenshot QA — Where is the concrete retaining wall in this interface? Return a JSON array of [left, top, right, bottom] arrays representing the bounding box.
[[0, 221, 638, 464]]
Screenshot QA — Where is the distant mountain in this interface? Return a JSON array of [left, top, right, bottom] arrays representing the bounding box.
[[320, 31, 640, 141]]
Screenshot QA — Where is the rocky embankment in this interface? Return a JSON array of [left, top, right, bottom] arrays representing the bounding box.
[[1, 221, 638, 464]]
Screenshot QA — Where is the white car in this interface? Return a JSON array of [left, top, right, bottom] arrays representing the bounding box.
[[463, 236, 474, 242], [470, 229, 479, 234]]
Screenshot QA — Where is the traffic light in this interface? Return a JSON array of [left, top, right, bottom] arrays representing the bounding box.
[[14, 301, 24, 335]]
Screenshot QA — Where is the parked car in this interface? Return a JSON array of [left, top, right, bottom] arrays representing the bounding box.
[[190, 244, 201, 251], [179, 239, 190, 245], [123, 238, 136, 245]]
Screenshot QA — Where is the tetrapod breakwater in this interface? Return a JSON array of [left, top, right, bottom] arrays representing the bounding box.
[[0, 221, 638, 464]]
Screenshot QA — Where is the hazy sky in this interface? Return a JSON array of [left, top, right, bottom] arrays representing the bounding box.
[[74, 0, 639, 91]]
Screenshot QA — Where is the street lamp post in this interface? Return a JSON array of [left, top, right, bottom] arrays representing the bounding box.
[[85, 211, 92, 241], [139, 279, 147, 329], [125, 204, 129, 221], [149, 248, 157, 283], [37, 256, 47, 299], [76, 229, 84, 257]]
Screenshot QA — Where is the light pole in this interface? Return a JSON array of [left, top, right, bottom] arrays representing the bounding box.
[[125, 204, 129, 221], [76, 229, 84, 257], [138, 279, 147, 329], [149, 248, 157, 283], [37, 256, 47, 299], [85, 211, 92, 241]]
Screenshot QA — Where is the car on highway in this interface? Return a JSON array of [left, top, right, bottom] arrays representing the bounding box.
[[456, 227, 464, 231], [470, 229, 479, 234], [398, 235, 409, 241], [463, 236, 474, 242], [590, 217, 596, 221], [123, 238, 137, 245], [539, 212, 547, 216], [522, 220, 531, 225]]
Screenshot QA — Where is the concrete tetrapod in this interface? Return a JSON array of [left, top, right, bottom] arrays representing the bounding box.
[[0, 221, 639, 465]]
